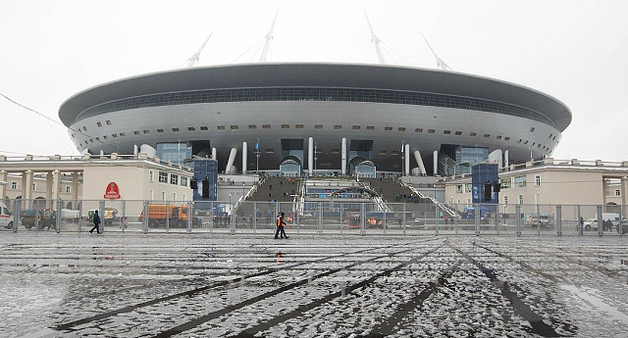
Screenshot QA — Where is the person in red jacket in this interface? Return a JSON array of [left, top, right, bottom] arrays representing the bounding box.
[[274, 212, 289, 239]]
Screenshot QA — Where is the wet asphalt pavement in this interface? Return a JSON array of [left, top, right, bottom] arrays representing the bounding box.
[[1, 232, 627, 337]]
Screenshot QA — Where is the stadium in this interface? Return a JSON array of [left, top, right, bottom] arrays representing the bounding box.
[[59, 62, 571, 177]]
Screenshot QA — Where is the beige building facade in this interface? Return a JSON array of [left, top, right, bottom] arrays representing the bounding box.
[[0, 153, 193, 217], [441, 158, 628, 218]]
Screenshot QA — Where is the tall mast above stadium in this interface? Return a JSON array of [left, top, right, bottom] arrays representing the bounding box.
[[183, 29, 215, 68], [364, 11, 386, 64], [260, 10, 278, 62], [419, 29, 452, 71]]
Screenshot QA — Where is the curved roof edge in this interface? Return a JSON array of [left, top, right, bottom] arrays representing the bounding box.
[[59, 62, 572, 131]]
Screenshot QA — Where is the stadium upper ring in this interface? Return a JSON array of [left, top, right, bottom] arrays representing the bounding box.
[[60, 62, 571, 130]]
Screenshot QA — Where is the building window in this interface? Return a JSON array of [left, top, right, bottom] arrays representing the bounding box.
[[103, 135, 108, 140], [32, 183, 36, 191], [161, 191, 166, 201], [296, 124, 304, 129], [378, 150, 387, 156], [443, 130, 451, 134], [159, 171, 168, 183], [384, 127, 392, 131], [331, 149, 340, 154], [200, 126, 208, 130], [334, 125, 342, 129], [112, 134, 118, 138], [263, 124, 271, 129], [465, 184, 472, 193], [398, 127, 406, 132], [353, 125, 361, 130], [170, 174, 179, 185], [455, 131, 462, 135], [483, 134, 490, 138], [149, 170, 154, 182], [456, 184, 463, 194], [514, 175, 527, 188], [173, 193, 177, 201], [181, 176, 188, 187], [503, 196, 508, 205], [217, 126, 225, 130], [518, 195, 524, 204], [265, 149, 274, 154], [535, 175, 541, 186], [315, 125, 323, 129], [143, 130, 149, 134], [230, 125, 238, 130], [615, 189, 621, 196], [530, 127, 535, 132], [281, 124, 289, 129], [66, 186, 71, 193], [157, 129, 164, 133], [97, 122, 102, 127], [366, 126, 375, 130], [427, 129, 435, 133], [182, 194, 186, 201], [415, 128, 423, 133], [172, 128, 180, 132], [11, 182, 17, 190], [470, 132, 477, 137], [106, 120, 112, 125], [249, 125, 257, 129], [504, 137, 510, 141], [496, 135, 502, 139], [188, 127, 196, 131]]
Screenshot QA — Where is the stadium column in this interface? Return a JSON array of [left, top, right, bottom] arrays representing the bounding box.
[[242, 141, 248, 174], [51, 169, 60, 202], [341, 138, 347, 176], [23, 170, 33, 205], [226, 148, 238, 174], [72, 172, 79, 201], [0, 170, 6, 200], [433, 151, 438, 176], [212, 148, 217, 161], [504, 150, 509, 168], [413, 151, 427, 176], [405, 144, 410, 176], [308, 137, 314, 176]]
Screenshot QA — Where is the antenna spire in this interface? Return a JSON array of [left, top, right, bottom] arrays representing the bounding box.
[[260, 10, 279, 62], [183, 29, 215, 68], [364, 11, 386, 64], [419, 29, 452, 71]]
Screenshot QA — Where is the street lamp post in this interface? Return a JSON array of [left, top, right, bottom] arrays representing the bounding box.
[[401, 141, 405, 177], [314, 143, 317, 177]]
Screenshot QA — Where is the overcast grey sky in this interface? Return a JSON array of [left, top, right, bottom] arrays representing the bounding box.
[[1, 0, 627, 161]]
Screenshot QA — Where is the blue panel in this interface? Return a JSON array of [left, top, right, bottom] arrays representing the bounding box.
[[193, 159, 218, 202]]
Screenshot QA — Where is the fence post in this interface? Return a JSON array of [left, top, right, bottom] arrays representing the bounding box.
[[454, 203, 458, 235], [319, 202, 324, 235], [121, 200, 127, 233], [166, 203, 170, 233], [56, 199, 62, 233], [402, 202, 407, 236], [360, 202, 365, 236], [78, 200, 83, 234], [186, 201, 192, 233], [434, 203, 439, 236], [12, 199, 20, 233], [99, 201, 105, 234], [597, 205, 603, 237], [142, 201, 149, 234], [577, 205, 583, 235], [536, 203, 541, 236], [475, 203, 480, 236], [556, 205, 562, 237], [253, 201, 257, 234], [516, 204, 521, 236]]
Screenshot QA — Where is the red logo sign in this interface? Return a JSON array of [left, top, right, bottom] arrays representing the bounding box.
[[104, 182, 121, 200]]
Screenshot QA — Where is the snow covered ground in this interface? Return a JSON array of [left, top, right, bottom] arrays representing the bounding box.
[[0, 232, 627, 337]]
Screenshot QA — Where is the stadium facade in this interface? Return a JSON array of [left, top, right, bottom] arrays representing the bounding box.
[[59, 62, 571, 177]]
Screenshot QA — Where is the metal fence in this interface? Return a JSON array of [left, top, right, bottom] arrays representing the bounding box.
[[1, 198, 627, 237]]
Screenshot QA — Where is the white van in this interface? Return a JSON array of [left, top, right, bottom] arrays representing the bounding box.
[[0, 202, 13, 229]]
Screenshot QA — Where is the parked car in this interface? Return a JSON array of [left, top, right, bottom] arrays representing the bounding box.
[[0, 202, 13, 229]]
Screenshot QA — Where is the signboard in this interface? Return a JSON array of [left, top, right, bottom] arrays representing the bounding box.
[[104, 182, 121, 200]]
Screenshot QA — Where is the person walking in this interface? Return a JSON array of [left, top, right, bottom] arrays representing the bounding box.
[[90, 210, 101, 234], [274, 212, 289, 239]]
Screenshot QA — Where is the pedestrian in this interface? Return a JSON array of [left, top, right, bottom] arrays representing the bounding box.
[[90, 210, 101, 234], [274, 212, 289, 239]]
